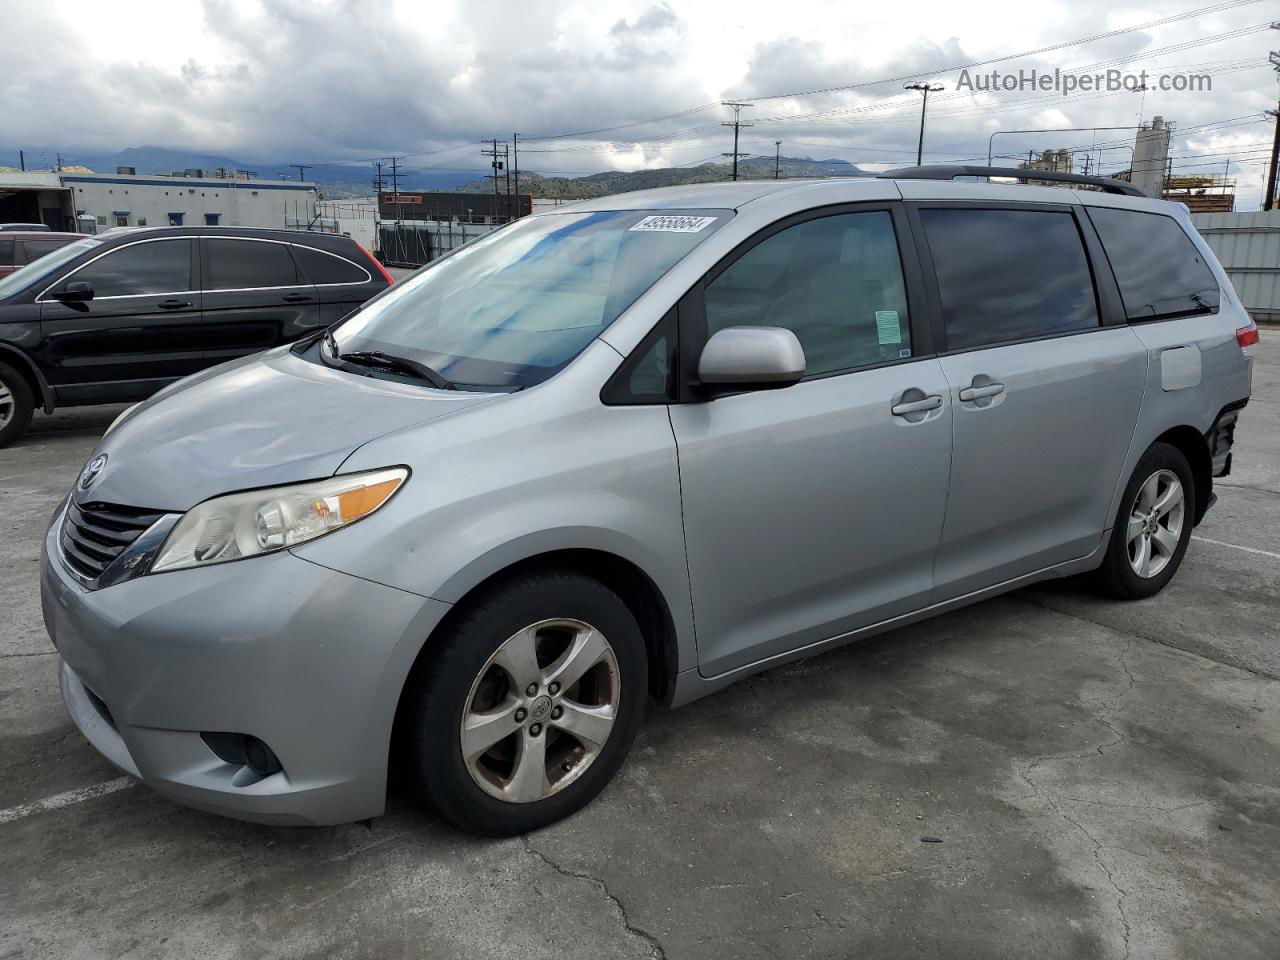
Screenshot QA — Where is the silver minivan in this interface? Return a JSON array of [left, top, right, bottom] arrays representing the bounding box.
[[41, 168, 1256, 835]]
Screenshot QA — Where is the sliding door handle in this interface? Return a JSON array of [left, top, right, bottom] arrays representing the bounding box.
[[958, 382, 1005, 402]]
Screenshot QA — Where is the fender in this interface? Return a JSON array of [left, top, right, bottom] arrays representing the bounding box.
[[0, 343, 53, 413]]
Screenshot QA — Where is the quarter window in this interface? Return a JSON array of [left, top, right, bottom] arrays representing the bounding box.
[[1086, 207, 1220, 321], [70, 239, 192, 297], [920, 208, 1099, 350], [704, 211, 913, 376], [293, 245, 368, 284], [205, 239, 299, 290]]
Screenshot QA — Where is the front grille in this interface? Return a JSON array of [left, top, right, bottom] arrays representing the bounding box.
[[60, 501, 165, 582]]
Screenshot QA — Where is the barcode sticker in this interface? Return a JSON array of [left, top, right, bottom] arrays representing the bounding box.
[[630, 215, 718, 233], [875, 310, 903, 345]]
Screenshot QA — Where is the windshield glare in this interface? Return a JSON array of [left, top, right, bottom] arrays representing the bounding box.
[[334, 209, 728, 389], [0, 237, 103, 300]]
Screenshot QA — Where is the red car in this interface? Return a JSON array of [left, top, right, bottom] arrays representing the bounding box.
[[0, 231, 83, 278]]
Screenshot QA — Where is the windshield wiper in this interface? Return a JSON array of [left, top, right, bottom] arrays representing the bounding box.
[[339, 349, 455, 390]]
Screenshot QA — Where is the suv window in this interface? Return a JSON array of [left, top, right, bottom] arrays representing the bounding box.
[[20, 238, 72, 263], [205, 238, 299, 290], [921, 208, 1099, 350], [704, 211, 912, 376], [70, 239, 192, 297], [1086, 207, 1220, 321], [0, 238, 13, 264], [293, 245, 368, 284]]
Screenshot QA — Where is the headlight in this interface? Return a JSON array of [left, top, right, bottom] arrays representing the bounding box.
[[103, 403, 140, 438], [150, 467, 408, 574]]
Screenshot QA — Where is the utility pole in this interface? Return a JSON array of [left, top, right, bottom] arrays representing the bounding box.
[[481, 139, 505, 221], [18, 150, 25, 172], [1266, 27, 1280, 210], [292, 164, 311, 183], [904, 83, 943, 166], [774, 140, 782, 179], [504, 130, 514, 213], [388, 156, 402, 226], [55, 153, 64, 172], [721, 101, 753, 181]]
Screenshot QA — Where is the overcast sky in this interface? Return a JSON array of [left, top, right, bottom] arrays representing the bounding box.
[[4, 0, 1278, 205]]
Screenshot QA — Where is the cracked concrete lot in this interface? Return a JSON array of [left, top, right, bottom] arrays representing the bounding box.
[[3, 346, 1280, 960]]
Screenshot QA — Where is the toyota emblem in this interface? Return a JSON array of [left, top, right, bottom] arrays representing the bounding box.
[[79, 454, 108, 491]]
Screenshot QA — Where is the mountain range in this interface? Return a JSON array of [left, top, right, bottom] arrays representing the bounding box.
[[2, 146, 871, 200]]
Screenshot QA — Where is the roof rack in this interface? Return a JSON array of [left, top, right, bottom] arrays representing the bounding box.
[[877, 165, 1145, 198]]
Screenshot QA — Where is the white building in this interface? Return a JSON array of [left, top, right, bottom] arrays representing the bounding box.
[[60, 171, 317, 231]]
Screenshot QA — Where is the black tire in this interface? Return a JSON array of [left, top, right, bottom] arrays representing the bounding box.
[[1096, 442, 1195, 600], [0, 360, 35, 449], [404, 570, 648, 836]]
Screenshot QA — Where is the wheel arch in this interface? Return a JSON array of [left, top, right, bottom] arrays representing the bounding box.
[[399, 547, 683, 719], [1153, 424, 1212, 524], [0, 343, 53, 414]]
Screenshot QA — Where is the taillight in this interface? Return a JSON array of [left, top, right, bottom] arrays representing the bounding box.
[[1237, 316, 1260, 357], [357, 241, 396, 285]]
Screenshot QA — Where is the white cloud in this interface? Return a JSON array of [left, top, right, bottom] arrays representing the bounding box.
[[2, 0, 1274, 205]]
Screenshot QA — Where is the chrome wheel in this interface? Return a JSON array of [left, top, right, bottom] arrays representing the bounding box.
[[1127, 468, 1185, 579], [460, 618, 620, 804], [0, 378, 13, 429]]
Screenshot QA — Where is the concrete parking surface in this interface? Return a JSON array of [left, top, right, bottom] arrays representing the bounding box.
[[3, 346, 1279, 960]]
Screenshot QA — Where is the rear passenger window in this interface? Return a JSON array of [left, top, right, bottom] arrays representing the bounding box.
[[1086, 207, 1220, 321], [704, 211, 912, 376], [205, 239, 298, 290], [293, 245, 369, 284], [921, 209, 1099, 350], [0, 239, 13, 264], [20, 239, 70, 263]]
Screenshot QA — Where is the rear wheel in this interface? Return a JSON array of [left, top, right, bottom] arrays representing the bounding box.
[[0, 360, 34, 449], [1096, 442, 1195, 600], [405, 570, 647, 836]]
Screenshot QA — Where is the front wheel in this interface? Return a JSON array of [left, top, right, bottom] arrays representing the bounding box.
[[404, 571, 648, 836], [1096, 442, 1195, 600]]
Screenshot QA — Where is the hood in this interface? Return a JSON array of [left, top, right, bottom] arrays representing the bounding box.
[[84, 347, 495, 511]]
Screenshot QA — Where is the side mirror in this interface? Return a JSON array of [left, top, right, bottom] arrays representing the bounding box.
[[56, 280, 95, 302], [697, 326, 805, 392]]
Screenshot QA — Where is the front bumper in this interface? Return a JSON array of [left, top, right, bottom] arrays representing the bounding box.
[[41, 507, 450, 826]]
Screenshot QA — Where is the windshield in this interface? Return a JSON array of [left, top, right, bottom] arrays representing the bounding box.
[[333, 209, 728, 389], [0, 236, 103, 300]]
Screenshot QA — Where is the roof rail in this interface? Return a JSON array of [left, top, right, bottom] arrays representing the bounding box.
[[877, 165, 1145, 198]]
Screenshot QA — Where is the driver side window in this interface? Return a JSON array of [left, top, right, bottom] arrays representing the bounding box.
[[703, 211, 912, 377]]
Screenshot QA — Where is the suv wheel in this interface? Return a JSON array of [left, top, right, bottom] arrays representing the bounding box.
[[405, 570, 648, 836], [1097, 442, 1195, 600], [0, 361, 35, 449]]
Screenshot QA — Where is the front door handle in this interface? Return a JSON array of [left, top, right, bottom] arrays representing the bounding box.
[[958, 382, 1005, 402], [282, 293, 313, 303], [891, 394, 943, 416], [156, 298, 191, 310]]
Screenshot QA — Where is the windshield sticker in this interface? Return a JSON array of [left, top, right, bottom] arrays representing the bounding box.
[[629, 215, 718, 233], [875, 310, 903, 345]]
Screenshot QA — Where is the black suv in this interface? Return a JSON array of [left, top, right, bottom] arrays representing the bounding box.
[[0, 226, 394, 446]]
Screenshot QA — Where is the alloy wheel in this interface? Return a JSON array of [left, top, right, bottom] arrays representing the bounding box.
[[1126, 468, 1185, 579], [0, 378, 12, 429], [460, 618, 620, 803]]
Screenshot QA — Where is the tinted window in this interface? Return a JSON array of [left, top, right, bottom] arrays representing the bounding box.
[[0, 238, 13, 264], [704, 211, 912, 376], [20, 239, 72, 263], [921, 209, 1098, 350], [72, 239, 192, 297], [1087, 207, 1220, 321], [205, 238, 298, 290], [293, 245, 369, 284]]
